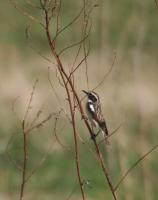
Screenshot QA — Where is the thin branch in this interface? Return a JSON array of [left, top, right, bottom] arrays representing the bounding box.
[[28, 43, 56, 65], [26, 113, 54, 133], [4, 130, 22, 172], [26, 0, 42, 9], [98, 123, 122, 145], [23, 79, 38, 127], [48, 67, 63, 103], [25, 138, 54, 183], [67, 40, 90, 83], [47, 39, 118, 200], [70, 3, 93, 77], [47, 29, 117, 199], [52, 5, 85, 43], [55, 69, 65, 87], [83, 0, 89, 88], [76, 132, 98, 161], [5, 151, 23, 172], [66, 184, 78, 200], [25, 25, 54, 63], [55, 0, 62, 36], [19, 79, 39, 199], [80, 2, 99, 88], [62, 65, 118, 199], [71, 41, 82, 73], [11, 96, 20, 114], [9, 0, 45, 28], [42, 2, 118, 199], [11, 96, 21, 125], [19, 123, 28, 200], [114, 143, 158, 191], [54, 111, 72, 152], [93, 139, 118, 200], [93, 51, 117, 90], [58, 34, 89, 56], [44, 10, 86, 199], [66, 49, 90, 88], [29, 109, 43, 129], [25, 112, 70, 183]]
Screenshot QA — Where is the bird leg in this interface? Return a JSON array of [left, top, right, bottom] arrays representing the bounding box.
[[81, 115, 88, 121], [91, 124, 99, 140], [91, 133, 98, 140]]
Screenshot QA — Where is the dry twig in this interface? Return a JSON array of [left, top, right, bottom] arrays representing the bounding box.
[[114, 143, 158, 191]]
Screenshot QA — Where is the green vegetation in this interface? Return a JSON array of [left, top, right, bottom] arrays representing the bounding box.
[[1, 1, 158, 55], [0, 0, 158, 199]]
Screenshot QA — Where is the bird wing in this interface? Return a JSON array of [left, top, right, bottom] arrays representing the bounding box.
[[94, 103, 109, 136], [86, 101, 108, 136]]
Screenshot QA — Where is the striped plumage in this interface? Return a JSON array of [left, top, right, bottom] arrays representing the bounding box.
[[82, 90, 108, 137]]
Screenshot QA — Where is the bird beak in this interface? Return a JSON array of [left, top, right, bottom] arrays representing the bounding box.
[[82, 90, 89, 95]]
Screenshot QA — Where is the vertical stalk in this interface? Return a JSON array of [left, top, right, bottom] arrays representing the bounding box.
[[43, 3, 117, 200], [20, 122, 28, 200]]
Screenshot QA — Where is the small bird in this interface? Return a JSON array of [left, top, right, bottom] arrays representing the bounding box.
[[82, 90, 109, 143]]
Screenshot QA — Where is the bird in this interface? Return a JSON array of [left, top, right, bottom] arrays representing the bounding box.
[[82, 90, 109, 144]]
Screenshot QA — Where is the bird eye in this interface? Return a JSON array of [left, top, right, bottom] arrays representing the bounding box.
[[89, 93, 97, 102]]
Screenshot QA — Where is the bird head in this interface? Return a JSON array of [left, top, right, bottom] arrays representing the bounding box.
[[82, 90, 99, 102]]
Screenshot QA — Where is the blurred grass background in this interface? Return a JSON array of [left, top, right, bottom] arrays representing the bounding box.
[[0, 0, 158, 199]]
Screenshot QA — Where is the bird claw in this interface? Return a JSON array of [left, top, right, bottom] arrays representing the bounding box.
[[91, 132, 98, 140]]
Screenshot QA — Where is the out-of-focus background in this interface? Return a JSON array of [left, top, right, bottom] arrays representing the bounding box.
[[0, 0, 158, 200]]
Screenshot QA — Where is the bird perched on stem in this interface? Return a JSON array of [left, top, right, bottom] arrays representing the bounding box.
[[82, 90, 109, 144]]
